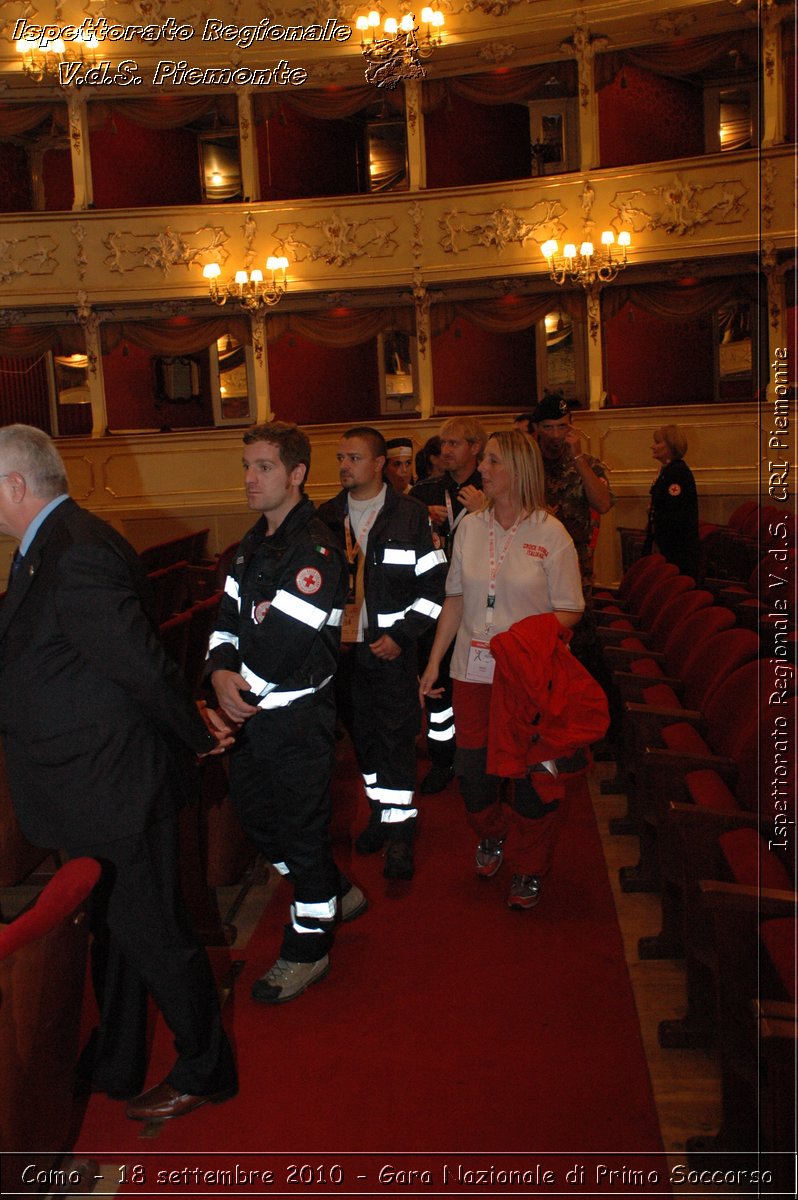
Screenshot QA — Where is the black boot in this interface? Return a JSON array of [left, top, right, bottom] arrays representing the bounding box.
[[383, 822, 415, 880], [355, 804, 387, 855]]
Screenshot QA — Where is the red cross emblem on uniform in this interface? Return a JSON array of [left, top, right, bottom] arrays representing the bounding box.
[[296, 567, 322, 594], [668, 483, 682, 496]]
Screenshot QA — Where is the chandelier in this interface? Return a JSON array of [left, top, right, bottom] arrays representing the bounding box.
[[541, 231, 631, 288], [355, 8, 445, 58], [203, 258, 289, 312], [16, 32, 98, 84]]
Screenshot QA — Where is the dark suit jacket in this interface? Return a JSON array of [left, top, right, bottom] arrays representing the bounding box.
[[0, 498, 214, 850]]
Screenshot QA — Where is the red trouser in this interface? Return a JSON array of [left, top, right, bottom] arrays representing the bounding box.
[[452, 678, 563, 877]]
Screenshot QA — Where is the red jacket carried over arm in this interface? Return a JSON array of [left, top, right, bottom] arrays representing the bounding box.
[[487, 613, 609, 778]]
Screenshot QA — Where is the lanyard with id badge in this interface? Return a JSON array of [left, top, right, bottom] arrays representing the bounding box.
[[342, 503, 380, 643], [465, 510, 523, 684]]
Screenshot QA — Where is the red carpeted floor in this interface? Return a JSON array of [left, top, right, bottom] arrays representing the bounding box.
[[73, 742, 669, 1195]]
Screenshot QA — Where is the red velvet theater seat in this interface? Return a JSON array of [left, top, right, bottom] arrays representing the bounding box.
[[0, 857, 100, 1191]]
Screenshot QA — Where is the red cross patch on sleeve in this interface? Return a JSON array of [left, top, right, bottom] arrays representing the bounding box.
[[668, 483, 682, 496], [296, 567, 322, 594]]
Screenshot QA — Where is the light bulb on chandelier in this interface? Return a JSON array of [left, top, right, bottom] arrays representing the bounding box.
[[355, 8, 444, 58], [541, 229, 631, 288], [203, 257, 289, 312]]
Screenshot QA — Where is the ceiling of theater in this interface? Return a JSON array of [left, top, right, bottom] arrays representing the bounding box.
[[0, 0, 753, 93]]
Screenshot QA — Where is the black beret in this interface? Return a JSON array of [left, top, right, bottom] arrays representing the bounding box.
[[531, 394, 570, 423]]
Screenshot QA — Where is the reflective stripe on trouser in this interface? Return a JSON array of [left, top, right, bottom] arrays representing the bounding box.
[[341, 644, 420, 827], [228, 688, 341, 962], [419, 630, 455, 769]]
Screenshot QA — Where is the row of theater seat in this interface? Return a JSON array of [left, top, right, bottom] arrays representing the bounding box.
[[594, 553, 795, 1186], [617, 499, 795, 588]]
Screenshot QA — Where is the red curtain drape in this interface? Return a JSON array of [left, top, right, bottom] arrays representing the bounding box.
[[423, 62, 578, 111], [252, 87, 403, 123], [100, 316, 250, 355], [602, 276, 759, 321], [0, 101, 68, 137], [87, 95, 236, 130], [594, 29, 758, 89]]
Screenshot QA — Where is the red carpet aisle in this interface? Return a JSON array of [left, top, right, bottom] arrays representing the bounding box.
[[73, 743, 669, 1195]]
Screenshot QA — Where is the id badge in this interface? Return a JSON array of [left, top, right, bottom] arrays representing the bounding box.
[[342, 601, 362, 644], [465, 638, 495, 684]]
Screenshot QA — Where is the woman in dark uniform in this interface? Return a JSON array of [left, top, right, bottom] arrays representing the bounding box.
[[643, 424, 701, 580]]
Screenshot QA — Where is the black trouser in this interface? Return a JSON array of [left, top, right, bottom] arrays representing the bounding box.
[[74, 814, 236, 1099], [337, 643, 419, 834], [417, 628, 455, 770], [229, 686, 341, 962]]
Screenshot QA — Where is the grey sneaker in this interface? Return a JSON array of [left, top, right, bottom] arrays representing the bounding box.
[[507, 874, 541, 910], [340, 884, 368, 923], [251, 955, 330, 1004], [475, 837, 505, 878]]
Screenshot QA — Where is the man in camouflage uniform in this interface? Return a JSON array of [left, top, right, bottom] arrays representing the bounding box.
[[531, 393, 615, 669]]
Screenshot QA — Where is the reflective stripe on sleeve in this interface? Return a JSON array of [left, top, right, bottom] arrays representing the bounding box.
[[415, 548, 447, 575], [411, 597, 442, 619], [207, 630, 240, 653], [382, 548, 416, 565], [376, 608, 409, 627], [240, 662, 274, 697], [255, 676, 333, 710], [224, 576, 241, 608], [327, 608, 343, 627], [364, 783, 414, 807], [271, 588, 329, 630], [272, 862, 290, 876]]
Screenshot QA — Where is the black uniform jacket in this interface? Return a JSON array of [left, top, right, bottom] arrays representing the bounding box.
[[317, 486, 447, 652], [0, 498, 213, 850], [411, 468, 483, 554], [206, 497, 348, 703]]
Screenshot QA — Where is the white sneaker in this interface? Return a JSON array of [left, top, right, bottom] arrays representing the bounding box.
[[251, 955, 330, 1004]]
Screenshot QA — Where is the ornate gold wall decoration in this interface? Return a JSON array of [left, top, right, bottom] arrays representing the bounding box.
[[0, 236, 58, 285], [476, 41, 517, 63], [464, 0, 523, 16], [103, 224, 229, 274], [272, 211, 399, 268], [652, 11, 697, 38], [560, 21, 609, 108], [439, 201, 566, 254], [72, 221, 88, 281], [609, 175, 748, 237]]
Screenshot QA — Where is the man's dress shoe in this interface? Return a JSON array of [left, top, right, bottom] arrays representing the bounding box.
[[125, 1080, 236, 1121]]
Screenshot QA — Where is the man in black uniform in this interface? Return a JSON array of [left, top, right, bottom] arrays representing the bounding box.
[[318, 426, 447, 880], [410, 416, 487, 793], [207, 422, 365, 1005]]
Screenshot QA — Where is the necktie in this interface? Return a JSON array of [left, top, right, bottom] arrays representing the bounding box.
[[9, 548, 23, 579]]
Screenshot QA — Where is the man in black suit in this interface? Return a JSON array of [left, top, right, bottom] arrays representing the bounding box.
[[0, 424, 237, 1122]]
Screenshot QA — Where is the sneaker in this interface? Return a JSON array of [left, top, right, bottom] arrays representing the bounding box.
[[419, 764, 455, 794], [355, 809, 387, 855], [384, 838, 415, 880], [475, 837, 504, 878], [507, 874, 541, 910], [340, 884, 368, 923], [251, 955, 330, 1004]]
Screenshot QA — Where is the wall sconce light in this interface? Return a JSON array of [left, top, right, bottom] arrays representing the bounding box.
[[16, 31, 98, 84], [541, 230, 631, 288], [355, 8, 444, 58], [203, 258, 289, 312]]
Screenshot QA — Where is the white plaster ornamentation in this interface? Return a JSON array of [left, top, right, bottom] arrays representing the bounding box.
[[560, 21, 609, 109], [0, 236, 58, 285], [476, 41, 517, 64], [439, 201, 566, 255], [653, 11, 697, 38], [411, 271, 431, 360], [0, 309, 26, 328], [251, 311, 266, 369], [609, 175, 748, 237], [103, 225, 229, 275], [72, 221, 88, 281], [272, 211, 399, 268], [464, 0, 523, 16], [75, 290, 100, 377], [761, 159, 776, 230], [308, 60, 348, 82], [409, 200, 424, 265]]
